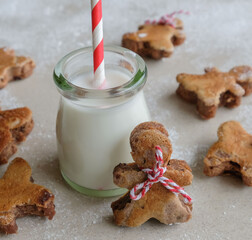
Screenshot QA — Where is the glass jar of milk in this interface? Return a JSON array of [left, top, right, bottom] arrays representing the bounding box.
[[54, 46, 150, 197]]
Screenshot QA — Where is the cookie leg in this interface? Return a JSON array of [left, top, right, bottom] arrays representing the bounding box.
[[122, 37, 142, 55], [0, 213, 18, 234], [0, 74, 10, 89], [242, 170, 252, 186], [204, 151, 241, 176], [238, 82, 252, 96], [196, 100, 217, 119], [111, 192, 135, 226], [219, 91, 241, 108], [172, 31, 186, 46], [15, 57, 35, 79], [0, 142, 17, 165], [11, 119, 34, 142], [176, 84, 197, 104]]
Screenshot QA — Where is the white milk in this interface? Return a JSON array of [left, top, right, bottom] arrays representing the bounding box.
[[56, 70, 150, 190]]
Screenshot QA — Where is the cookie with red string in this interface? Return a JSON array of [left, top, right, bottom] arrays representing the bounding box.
[[111, 121, 193, 227], [122, 12, 188, 59]]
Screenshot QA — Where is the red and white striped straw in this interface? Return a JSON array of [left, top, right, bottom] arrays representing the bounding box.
[[91, 0, 106, 89]]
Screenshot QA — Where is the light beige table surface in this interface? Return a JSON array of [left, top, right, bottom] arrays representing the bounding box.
[[0, 0, 252, 239]]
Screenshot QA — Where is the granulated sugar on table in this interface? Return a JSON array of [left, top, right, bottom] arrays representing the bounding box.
[[0, 0, 251, 239]]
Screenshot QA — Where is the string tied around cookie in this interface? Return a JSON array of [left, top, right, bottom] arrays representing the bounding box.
[[130, 146, 192, 203], [145, 10, 190, 28]]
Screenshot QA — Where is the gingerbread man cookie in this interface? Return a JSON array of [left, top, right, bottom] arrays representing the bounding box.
[[122, 18, 185, 59], [0, 158, 55, 234], [111, 122, 193, 227], [204, 121, 252, 186], [176, 68, 245, 119], [0, 48, 35, 89], [0, 107, 34, 165]]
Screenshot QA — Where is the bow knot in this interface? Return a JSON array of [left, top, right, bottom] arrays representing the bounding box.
[[144, 11, 190, 28], [130, 146, 192, 203]]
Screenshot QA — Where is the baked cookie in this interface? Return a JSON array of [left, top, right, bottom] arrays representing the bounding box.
[[204, 121, 252, 186], [0, 48, 35, 89], [111, 121, 193, 227], [176, 68, 245, 119], [122, 18, 185, 59], [0, 107, 34, 165], [229, 65, 252, 96], [0, 158, 55, 234]]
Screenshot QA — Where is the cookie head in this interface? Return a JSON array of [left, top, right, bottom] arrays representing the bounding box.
[[204, 121, 252, 186], [130, 122, 172, 169], [229, 65, 252, 82]]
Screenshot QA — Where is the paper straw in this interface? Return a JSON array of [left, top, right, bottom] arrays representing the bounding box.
[[91, 0, 106, 88]]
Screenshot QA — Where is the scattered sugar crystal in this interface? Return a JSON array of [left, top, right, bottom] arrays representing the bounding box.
[[138, 33, 147, 38]]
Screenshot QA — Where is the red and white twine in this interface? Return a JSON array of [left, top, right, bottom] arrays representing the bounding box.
[[130, 146, 192, 204], [91, 0, 106, 88], [145, 10, 190, 28]]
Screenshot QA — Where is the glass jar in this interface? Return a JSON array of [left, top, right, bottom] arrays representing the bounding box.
[[53, 46, 150, 197]]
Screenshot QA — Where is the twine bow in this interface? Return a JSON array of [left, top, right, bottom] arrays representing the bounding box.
[[145, 10, 190, 28], [130, 146, 192, 203]]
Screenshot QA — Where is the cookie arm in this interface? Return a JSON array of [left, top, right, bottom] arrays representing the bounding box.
[[173, 29, 186, 46], [113, 163, 147, 189], [204, 67, 220, 73], [164, 159, 193, 186]]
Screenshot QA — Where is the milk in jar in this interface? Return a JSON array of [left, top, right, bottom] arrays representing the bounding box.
[[54, 46, 150, 197]]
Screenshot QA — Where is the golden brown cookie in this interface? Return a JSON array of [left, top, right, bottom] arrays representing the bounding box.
[[204, 121, 252, 186], [111, 121, 193, 227], [0, 107, 34, 165], [0, 48, 35, 89], [0, 158, 55, 234], [130, 121, 172, 169], [176, 68, 245, 119], [122, 18, 185, 59]]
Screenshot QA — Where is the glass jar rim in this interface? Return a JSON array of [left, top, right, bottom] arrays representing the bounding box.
[[53, 45, 147, 100]]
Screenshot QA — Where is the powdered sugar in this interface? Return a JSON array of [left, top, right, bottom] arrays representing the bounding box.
[[0, 89, 23, 109]]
